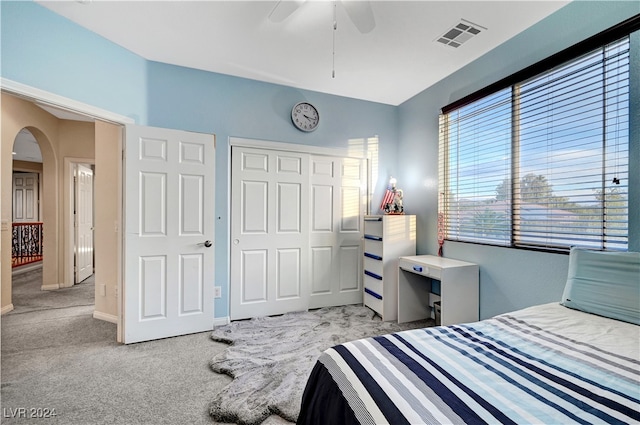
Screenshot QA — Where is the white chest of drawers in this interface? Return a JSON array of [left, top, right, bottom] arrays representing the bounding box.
[[363, 215, 416, 321]]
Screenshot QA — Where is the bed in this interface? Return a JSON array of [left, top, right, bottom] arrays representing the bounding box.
[[297, 248, 640, 424]]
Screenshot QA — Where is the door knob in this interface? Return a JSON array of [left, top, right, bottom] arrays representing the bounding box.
[[200, 240, 212, 248]]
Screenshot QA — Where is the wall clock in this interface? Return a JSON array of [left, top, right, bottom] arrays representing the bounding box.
[[291, 102, 319, 132]]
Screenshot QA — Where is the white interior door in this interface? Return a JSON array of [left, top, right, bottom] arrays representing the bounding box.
[[124, 125, 215, 344], [309, 155, 365, 308], [75, 164, 94, 283], [12, 172, 39, 222], [230, 146, 310, 320]]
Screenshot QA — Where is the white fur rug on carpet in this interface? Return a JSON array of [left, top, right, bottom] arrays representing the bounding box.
[[209, 304, 432, 425]]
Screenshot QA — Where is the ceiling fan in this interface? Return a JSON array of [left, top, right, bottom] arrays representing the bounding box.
[[268, 0, 376, 34]]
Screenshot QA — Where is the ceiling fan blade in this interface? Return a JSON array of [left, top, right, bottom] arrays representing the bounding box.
[[341, 0, 376, 34], [268, 0, 306, 23]]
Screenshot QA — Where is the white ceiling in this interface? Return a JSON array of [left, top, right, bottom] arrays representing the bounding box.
[[36, 0, 571, 106], [35, 103, 95, 123], [12, 129, 43, 163], [13, 0, 571, 163]]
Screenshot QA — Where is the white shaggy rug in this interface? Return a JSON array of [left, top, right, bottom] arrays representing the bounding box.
[[209, 304, 432, 425]]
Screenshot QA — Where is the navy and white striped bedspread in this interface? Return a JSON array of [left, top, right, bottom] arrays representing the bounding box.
[[312, 307, 640, 424]]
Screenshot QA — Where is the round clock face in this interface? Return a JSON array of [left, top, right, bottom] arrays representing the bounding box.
[[291, 102, 319, 132]]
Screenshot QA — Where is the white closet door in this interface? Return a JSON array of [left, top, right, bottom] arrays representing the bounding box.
[[124, 125, 215, 344], [230, 147, 310, 320], [309, 155, 365, 308]]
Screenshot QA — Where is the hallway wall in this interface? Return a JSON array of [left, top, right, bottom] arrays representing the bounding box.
[[93, 120, 122, 321], [1, 94, 95, 312]]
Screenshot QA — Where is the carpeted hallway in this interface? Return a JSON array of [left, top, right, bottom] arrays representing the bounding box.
[[1, 268, 290, 425], [9, 268, 95, 315]]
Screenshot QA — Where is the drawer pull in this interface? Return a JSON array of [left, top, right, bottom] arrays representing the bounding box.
[[365, 288, 382, 299], [364, 217, 382, 222], [364, 270, 382, 280], [364, 252, 382, 261], [413, 265, 423, 272], [364, 234, 382, 241]]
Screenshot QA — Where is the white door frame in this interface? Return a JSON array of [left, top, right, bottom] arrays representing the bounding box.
[[228, 137, 369, 319], [229, 137, 366, 158], [64, 158, 95, 288], [1, 79, 135, 124], [2, 78, 134, 342]]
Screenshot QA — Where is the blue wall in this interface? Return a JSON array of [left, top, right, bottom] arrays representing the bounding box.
[[2, 1, 637, 320], [1, 1, 147, 123], [1, 1, 399, 319], [145, 62, 399, 317], [397, 0, 640, 318]]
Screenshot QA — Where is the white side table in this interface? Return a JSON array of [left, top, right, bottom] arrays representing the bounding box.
[[397, 255, 479, 325]]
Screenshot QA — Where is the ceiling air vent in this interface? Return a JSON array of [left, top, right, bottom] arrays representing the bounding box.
[[436, 19, 486, 48]]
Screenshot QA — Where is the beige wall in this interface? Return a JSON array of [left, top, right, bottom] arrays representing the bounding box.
[[2, 94, 60, 311], [94, 120, 121, 320], [1, 94, 113, 317]]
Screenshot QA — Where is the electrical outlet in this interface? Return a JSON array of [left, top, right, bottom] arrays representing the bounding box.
[[214, 286, 222, 299]]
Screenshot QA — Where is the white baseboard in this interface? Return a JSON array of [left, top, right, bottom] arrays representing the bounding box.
[[41, 283, 60, 291], [213, 316, 230, 327], [11, 262, 43, 275], [1, 304, 15, 315], [91, 313, 226, 326], [93, 311, 118, 324]]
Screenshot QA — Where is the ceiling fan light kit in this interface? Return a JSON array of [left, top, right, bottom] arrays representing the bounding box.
[[269, 0, 376, 33], [269, 0, 377, 79]]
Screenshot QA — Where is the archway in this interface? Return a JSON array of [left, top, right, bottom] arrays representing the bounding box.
[[11, 128, 43, 264], [8, 126, 97, 317], [1, 88, 127, 341], [8, 126, 59, 312], [1, 95, 61, 314], [17, 126, 59, 292], [11, 129, 45, 311]]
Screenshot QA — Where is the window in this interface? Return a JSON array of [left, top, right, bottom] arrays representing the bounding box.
[[439, 34, 631, 252]]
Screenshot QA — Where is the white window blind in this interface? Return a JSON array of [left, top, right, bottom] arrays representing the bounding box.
[[439, 36, 630, 252]]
